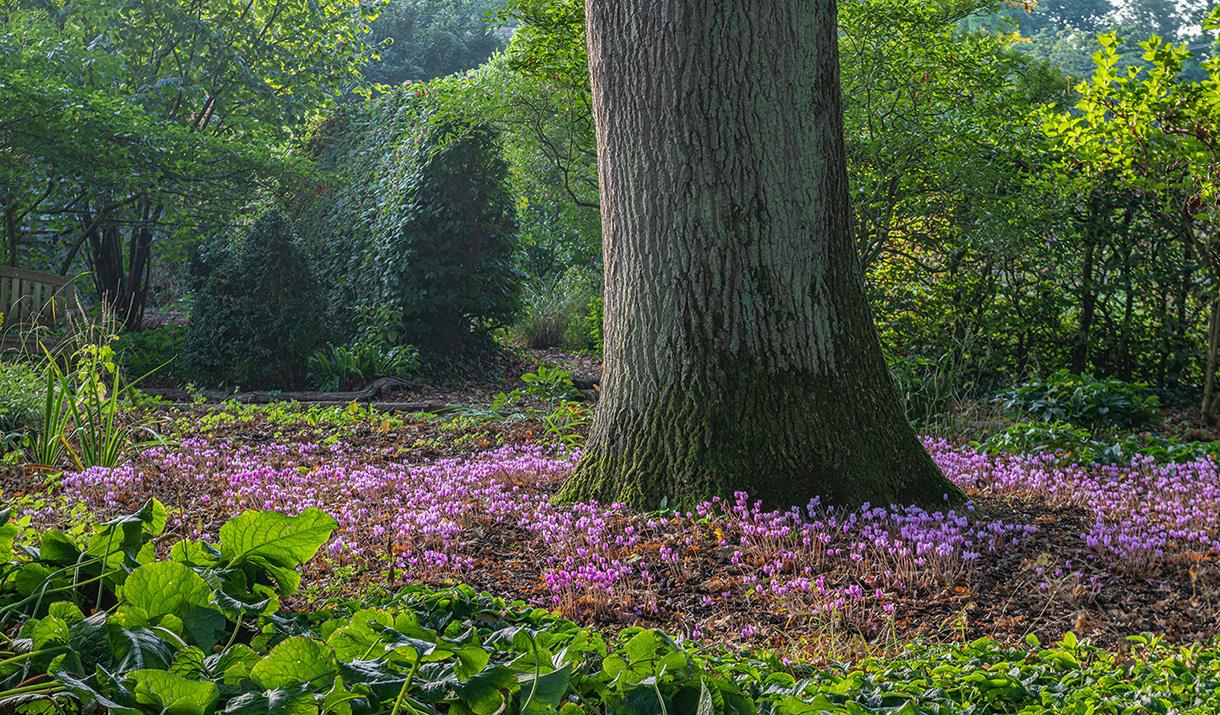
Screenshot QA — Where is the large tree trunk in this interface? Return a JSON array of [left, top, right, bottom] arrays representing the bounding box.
[[559, 0, 961, 508]]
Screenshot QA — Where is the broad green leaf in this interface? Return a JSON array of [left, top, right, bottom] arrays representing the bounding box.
[[123, 562, 212, 617], [222, 686, 317, 715], [250, 636, 337, 691], [455, 666, 519, 715], [121, 561, 226, 649], [51, 665, 140, 715], [128, 668, 219, 715], [518, 663, 571, 711], [218, 509, 337, 571], [170, 540, 222, 568], [39, 530, 82, 565], [623, 629, 656, 665], [453, 643, 491, 680], [209, 643, 260, 685], [326, 609, 393, 661], [109, 624, 175, 672], [30, 614, 70, 649]]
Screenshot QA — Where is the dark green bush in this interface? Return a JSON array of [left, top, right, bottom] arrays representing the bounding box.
[[298, 88, 521, 359], [997, 370, 1161, 430], [115, 325, 186, 384], [185, 210, 324, 389]]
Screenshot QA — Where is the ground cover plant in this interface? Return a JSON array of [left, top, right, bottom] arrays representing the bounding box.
[[4, 398, 1216, 665], [2, 500, 1219, 714]]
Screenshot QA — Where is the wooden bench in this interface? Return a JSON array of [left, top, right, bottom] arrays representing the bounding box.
[[0, 267, 75, 328]]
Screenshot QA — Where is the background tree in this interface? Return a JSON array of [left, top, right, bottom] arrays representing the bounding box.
[[1044, 18, 1220, 418], [558, 0, 961, 508], [0, 0, 373, 328], [362, 0, 505, 86]]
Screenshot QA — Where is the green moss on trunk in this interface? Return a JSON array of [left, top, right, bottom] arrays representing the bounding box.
[[556, 364, 962, 510]]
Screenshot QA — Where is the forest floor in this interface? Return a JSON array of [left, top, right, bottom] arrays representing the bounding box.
[[5, 378, 1219, 664]]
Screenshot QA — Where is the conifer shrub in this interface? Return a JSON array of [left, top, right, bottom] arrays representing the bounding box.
[[185, 210, 324, 388]]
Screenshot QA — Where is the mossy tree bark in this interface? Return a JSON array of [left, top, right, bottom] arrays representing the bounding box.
[[557, 0, 963, 509]]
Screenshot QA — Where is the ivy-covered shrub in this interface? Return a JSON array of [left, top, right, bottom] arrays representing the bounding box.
[[185, 210, 324, 388], [297, 87, 521, 358], [997, 370, 1161, 430]]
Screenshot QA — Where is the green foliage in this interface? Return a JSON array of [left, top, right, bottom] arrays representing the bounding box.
[[514, 268, 601, 352], [485, 361, 590, 444], [2, 504, 1219, 713], [979, 420, 1097, 458], [980, 420, 1220, 465], [887, 350, 976, 432], [520, 363, 580, 403], [999, 370, 1161, 429], [185, 401, 409, 441], [458, 0, 600, 302], [363, 0, 505, 85], [185, 210, 324, 389], [487, 364, 590, 447], [30, 342, 167, 471], [115, 326, 187, 386], [541, 400, 593, 450], [298, 87, 521, 357], [0, 361, 44, 438], [0, 0, 376, 323], [308, 341, 420, 391]]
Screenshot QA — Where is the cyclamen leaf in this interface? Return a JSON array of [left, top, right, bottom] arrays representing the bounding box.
[[128, 668, 219, 715], [218, 509, 337, 570]]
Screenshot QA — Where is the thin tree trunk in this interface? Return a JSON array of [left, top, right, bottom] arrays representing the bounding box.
[[1201, 290, 1220, 423], [1073, 201, 1099, 374], [559, 0, 960, 509], [3, 202, 17, 267]]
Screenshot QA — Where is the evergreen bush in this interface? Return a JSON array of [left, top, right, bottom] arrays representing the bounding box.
[[185, 210, 324, 388]]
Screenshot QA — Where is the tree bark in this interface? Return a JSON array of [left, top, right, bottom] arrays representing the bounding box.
[[559, 0, 961, 509], [1201, 290, 1220, 423]]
